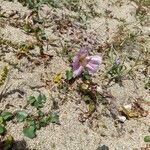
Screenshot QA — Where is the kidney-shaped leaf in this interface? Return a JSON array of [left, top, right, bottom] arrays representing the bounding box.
[[1, 112, 13, 121], [23, 126, 36, 139], [48, 113, 60, 124], [0, 125, 6, 135], [16, 111, 28, 122]]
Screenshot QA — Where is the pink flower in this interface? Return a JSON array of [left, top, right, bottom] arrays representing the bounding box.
[[72, 48, 102, 77]]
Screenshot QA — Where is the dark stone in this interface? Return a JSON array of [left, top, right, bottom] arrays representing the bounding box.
[[96, 145, 109, 150]]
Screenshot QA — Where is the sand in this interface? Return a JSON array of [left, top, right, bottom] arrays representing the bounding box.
[[0, 0, 149, 150]]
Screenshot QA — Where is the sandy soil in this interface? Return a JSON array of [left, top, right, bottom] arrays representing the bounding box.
[[0, 0, 150, 150]]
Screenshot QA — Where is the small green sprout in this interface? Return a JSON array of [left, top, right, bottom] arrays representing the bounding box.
[[82, 70, 91, 81], [107, 57, 126, 82], [0, 66, 9, 87], [19, 42, 34, 54], [66, 70, 73, 81], [144, 136, 150, 142], [145, 77, 150, 90], [27, 94, 47, 109]]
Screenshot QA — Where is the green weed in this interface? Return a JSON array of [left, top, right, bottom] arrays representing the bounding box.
[[0, 66, 9, 87], [0, 94, 60, 139]]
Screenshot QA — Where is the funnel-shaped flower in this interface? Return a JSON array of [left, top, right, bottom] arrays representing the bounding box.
[[115, 57, 121, 65], [72, 48, 102, 77]]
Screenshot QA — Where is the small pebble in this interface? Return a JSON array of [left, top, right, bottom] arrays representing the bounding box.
[[96, 145, 109, 150], [118, 115, 126, 123], [97, 86, 103, 93], [123, 104, 132, 110]]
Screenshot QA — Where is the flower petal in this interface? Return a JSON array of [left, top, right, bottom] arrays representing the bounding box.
[[86, 55, 102, 65], [72, 56, 80, 70], [86, 63, 99, 74], [73, 65, 84, 77], [115, 57, 121, 65], [85, 55, 102, 74], [72, 48, 88, 69]]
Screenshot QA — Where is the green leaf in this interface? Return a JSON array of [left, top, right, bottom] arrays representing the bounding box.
[[23, 126, 36, 139], [1, 112, 13, 121], [87, 102, 95, 113], [38, 110, 45, 117], [16, 111, 28, 122], [0, 124, 6, 135], [27, 96, 36, 104], [42, 94, 47, 101], [37, 94, 43, 102], [39, 116, 50, 127], [0, 116, 4, 124], [27, 94, 47, 109], [48, 113, 60, 124], [83, 95, 91, 104], [34, 94, 46, 109], [82, 71, 91, 80], [37, 94, 46, 103], [144, 136, 150, 142], [66, 70, 73, 80], [33, 101, 43, 109], [26, 117, 36, 127]]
